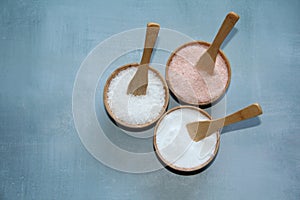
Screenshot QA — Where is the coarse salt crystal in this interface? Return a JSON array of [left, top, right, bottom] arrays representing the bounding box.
[[107, 66, 166, 125]]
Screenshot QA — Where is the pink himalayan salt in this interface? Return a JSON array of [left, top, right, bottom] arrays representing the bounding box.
[[167, 43, 229, 105]]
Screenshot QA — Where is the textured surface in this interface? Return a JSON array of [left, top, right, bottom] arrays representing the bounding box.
[[167, 43, 229, 104], [1, 0, 300, 199]]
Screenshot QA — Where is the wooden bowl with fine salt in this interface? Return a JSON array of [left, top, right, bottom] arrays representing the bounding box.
[[153, 106, 220, 174], [103, 63, 169, 130]]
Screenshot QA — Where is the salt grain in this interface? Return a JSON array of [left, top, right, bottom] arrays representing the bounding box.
[[107, 66, 166, 125]]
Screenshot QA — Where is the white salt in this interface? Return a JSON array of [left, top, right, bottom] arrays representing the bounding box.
[[107, 66, 166, 125], [155, 107, 218, 169]]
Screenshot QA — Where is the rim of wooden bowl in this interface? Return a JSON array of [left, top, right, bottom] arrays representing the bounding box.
[[153, 105, 220, 173], [165, 41, 231, 106], [103, 63, 170, 129]]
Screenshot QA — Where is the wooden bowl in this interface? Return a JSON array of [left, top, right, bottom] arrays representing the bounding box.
[[153, 105, 220, 174], [166, 41, 231, 106], [103, 63, 169, 129]]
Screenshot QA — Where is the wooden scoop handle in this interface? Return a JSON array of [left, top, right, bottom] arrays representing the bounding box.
[[186, 103, 263, 142], [140, 22, 160, 65], [223, 103, 263, 126], [127, 23, 160, 95], [207, 12, 239, 62]]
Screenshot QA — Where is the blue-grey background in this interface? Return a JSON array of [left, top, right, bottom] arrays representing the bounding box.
[[1, 0, 299, 199]]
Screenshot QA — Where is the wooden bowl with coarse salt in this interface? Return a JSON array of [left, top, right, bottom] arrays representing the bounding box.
[[103, 23, 169, 130]]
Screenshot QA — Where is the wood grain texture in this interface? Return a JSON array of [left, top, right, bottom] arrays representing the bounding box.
[[187, 103, 263, 142], [196, 12, 239, 73], [127, 23, 160, 95]]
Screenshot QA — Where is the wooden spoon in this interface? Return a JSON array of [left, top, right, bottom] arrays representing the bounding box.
[[127, 22, 160, 95], [186, 103, 263, 142], [196, 12, 239, 74]]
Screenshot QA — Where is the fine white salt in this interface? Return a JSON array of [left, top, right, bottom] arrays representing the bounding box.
[[155, 107, 218, 169], [107, 66, 166, 125]]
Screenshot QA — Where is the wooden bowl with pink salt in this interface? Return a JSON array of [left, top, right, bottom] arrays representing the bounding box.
[[166, 41, 231, 106], [166, 12, 239, 106]]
